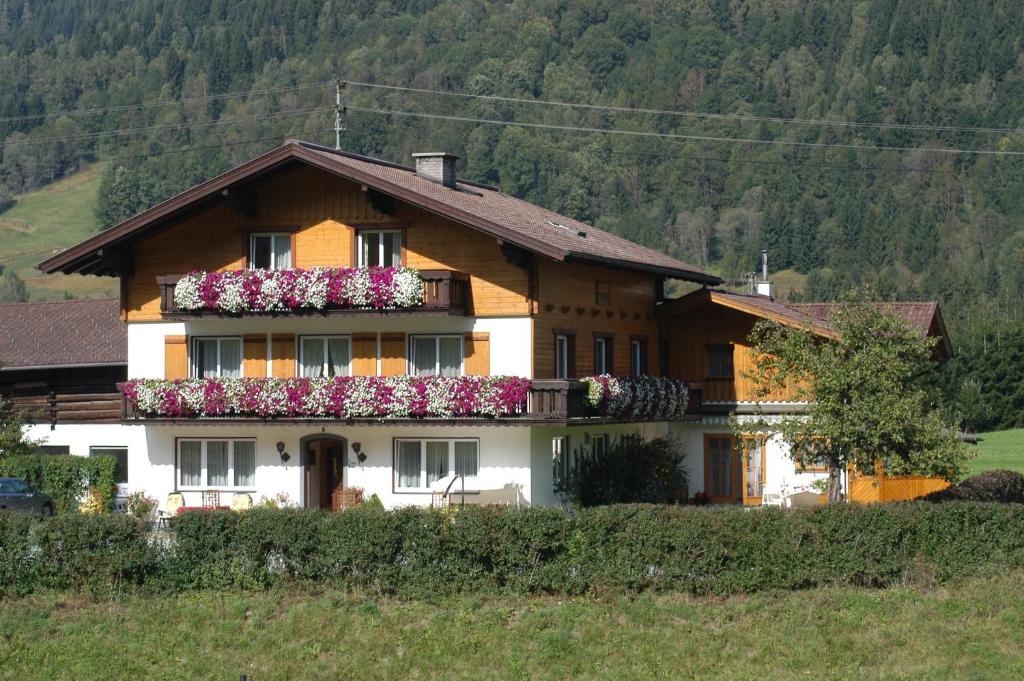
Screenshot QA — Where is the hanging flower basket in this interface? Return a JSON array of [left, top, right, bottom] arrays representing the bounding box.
[[582, 375, 689, 420], [173, 266, 425, 313]]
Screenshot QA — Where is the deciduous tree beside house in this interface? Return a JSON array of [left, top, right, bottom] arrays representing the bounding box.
[[736, 294, 971, 502]]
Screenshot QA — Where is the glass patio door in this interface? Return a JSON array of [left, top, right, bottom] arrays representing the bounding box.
[[742, 437, 765, 506], [704, 435, 738, 504]]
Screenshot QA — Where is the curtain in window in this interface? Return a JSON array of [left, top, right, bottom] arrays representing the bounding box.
[[198, 339, 218, 378], [745, 440, 763, 498], [327, 338, 350, 376], [426, 441, 449, 486], [219, 339, 242, 378], [397, 441, 421, 488], [301, 338, 325, 377], [180, 441, 202, 486], [207, 441, 229, 486], [233, 441, 256, 487], [412, 337, 436, 376], [439, 337, 462, 377], [273, 235, 291, 268], [454, 441, 478, 478]]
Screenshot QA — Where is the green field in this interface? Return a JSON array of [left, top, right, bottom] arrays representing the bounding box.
[[971, 429, 1024, 475], [0, 165, 117, 301], [1, 574, 1022, 680]]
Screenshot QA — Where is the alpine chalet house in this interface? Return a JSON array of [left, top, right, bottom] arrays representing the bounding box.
[[39, 141, 716, 510]]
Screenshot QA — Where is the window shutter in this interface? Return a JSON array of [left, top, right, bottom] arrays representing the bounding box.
[[351, 333, 377, 376], [164, 335, 188, 379], [243, 334, 268, 377], [380, 333, 407, 376], [270, 334, 295, 378], [463, 332, 490, 376]]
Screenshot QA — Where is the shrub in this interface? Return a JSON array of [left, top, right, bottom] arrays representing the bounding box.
[[125, 491, 158, 520], [0, 454, 118, 513], [556, 435, 689, 506], [0, 512, 35, 596], [924, 469, 1024, 503]]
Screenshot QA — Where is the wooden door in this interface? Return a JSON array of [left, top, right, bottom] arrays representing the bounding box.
[[704, 435, 739, 504], [304, 438, 346, 509]]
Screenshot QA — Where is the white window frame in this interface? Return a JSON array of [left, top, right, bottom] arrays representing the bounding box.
[[249, 232, 292, 269], [590, 433, 610, 457], [357, 229, 403, 267], [408, 334, 464, 377], [89, 446, 129, 486], [298, 335, 352, 378], [595, 336, 610, 375], [555, 334, 570, 379], [393, 438, 480, 492], [191, 337, 243, 378], [552, 435, 571, 487], [176, 439, 257, 491], [631, 339, 645, 376]]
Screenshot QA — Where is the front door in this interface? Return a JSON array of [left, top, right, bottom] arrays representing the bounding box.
[[303, 437, 346, 510]]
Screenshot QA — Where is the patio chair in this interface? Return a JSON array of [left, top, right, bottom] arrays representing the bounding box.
[[230, 492, 253, 512], [157, 492, 185, 529], [201, 489, 220, 509]]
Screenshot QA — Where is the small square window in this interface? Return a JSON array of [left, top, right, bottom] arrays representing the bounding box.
[[706, 344, 734, 379], [595, 281, 611, 305]]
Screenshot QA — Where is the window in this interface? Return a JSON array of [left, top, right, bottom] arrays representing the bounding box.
[[177, 439, 256, 489], [705, 435, 736, 499], [590, 433, 609, 457], [595, 281, 611, 305], [796, 437, 829, 473], [594, 335, 613, 375], [300, 336, 351, 377], [630, 338, 647, 376], [409, 335, 462, 377], [552, 435, 572, 487], [706, 344, 734, 379], [192, 337, 242, 378], [555, 333, 574, 379], [90, 447, 128, 485], [250, 233, 292, 269], [743, 436, 764, 500], [358, 229, 402, 267], [394, 439, 479, 491]]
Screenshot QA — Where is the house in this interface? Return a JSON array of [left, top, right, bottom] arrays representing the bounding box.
[[659, 286, 952, 504], [0, 298, 135, 495], [37, 140, 716, 509]]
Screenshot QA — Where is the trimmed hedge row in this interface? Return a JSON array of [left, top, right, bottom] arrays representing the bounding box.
[[0, 454, 119, 513], [3, 502, 1024, 597]]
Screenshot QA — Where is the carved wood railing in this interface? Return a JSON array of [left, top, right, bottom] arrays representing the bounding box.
[[10, 391, 123, 428]]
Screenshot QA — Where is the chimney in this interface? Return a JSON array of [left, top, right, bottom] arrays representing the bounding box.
[[412, 152, 458, 188], [756, 250, 775, 299]]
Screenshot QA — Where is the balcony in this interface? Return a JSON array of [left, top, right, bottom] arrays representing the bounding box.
[[158, 267, 470, 318], [11, 391, 123, 426], [119, 376, 695, 426]]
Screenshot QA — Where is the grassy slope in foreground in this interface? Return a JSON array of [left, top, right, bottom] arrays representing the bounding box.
[[1, 573, 1023, 680], [970, 428, 1024, 475], [0, 164, 116, 301]]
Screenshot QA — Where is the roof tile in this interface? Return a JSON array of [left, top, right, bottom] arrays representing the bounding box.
[[0, 299, 126, 369]]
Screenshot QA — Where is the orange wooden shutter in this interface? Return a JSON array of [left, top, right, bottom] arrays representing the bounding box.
[[351, 333, 377, 376], [380, 333, 407, 376], [270, 334, 296, 378], [164, 335, 188, 379], [464, 332, 490, 376], [243, 334, 268, 377]]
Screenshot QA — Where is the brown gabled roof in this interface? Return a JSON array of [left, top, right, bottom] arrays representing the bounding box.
[[39, 140, 721, 284], [788, 301, 952, 359], [0, 299, 126, 370]]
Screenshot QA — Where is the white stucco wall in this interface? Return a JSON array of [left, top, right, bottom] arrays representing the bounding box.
[[127, 316, 533, 379]]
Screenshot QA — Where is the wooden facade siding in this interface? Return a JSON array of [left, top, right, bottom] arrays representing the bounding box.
[[124, 167, 530, 321], [243, 334, 267, 378], [164, 335, 188, 380], [270, 334, 296, 378], [532, 260, 660, 379], [463, 332, 490, 376]]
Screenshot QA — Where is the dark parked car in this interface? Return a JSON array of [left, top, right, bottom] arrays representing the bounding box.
[[0, 477, 54, 517]]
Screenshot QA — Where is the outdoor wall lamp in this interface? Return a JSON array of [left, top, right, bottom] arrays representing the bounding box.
[[276, 441, 290, 463], [352, 442, 367, 464]]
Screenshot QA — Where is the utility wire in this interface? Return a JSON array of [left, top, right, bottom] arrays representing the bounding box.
[[346, 104, 1024, 157], [342, 79, 1023, 135], [0, 81, 332, 125]]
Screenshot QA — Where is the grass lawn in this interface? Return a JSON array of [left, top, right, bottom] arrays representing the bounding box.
[[1, 574, 1023, 680], [0, 164, 117, 301], [970, 428, 1024, 475]]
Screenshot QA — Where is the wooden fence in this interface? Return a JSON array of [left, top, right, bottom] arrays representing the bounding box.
[[848, 468, 949, 504]]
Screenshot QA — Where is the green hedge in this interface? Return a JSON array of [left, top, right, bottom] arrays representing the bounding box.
[[0, 454, 118, 513], [2, 503, 1024, 597]]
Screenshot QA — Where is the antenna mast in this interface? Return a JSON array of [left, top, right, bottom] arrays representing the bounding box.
[[334, 79, 347, 150]]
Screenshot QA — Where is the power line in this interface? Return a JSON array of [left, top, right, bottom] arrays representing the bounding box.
[[346, 104, 1024, 157], [1, 107, 331, 147], [0, 81, 331, 125], [343, 79, 1022, 136]]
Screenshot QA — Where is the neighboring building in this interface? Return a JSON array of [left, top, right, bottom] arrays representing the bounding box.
[[660, 288, 952, 504], [38, 141, 715, 509], [0, 298, 136, 496]]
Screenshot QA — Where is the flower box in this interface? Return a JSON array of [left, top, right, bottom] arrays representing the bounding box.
[[173, 266, 425, 314], [582, 375, 689, 420]]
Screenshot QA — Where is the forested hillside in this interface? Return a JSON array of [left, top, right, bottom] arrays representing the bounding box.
[[0, 0, 1021, 429]]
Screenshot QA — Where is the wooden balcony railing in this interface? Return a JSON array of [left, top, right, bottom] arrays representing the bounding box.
[[158, 268, 470, 317], [121, 379, 696, 425], [11, 391, 123, 428]]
